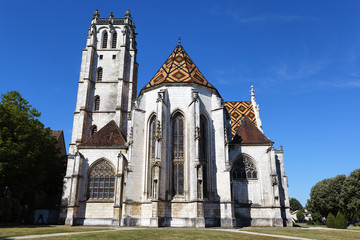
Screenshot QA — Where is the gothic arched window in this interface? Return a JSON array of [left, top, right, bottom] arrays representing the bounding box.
[[94, 96, 100, 111], [97, 68, 103, 82], [102, 32, 108, 48], [91, 125, 97, 135], [88, 160, 115, 199], [172, 112, 184, 197], [232, 154, 257, 180], [200, 115, 208, 197], [148, 115, 156, 198], [112, 32, 117, 48]]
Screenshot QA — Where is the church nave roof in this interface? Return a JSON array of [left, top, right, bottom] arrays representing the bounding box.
[[141, 44, 216, 93]]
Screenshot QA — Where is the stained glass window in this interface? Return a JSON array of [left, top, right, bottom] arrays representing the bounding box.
[[102, 32, 108, 48], [172, 113, 184, 196], [232, 155, 257, 180], [88, 160, 115, 199], [112, 32, 117, 48]]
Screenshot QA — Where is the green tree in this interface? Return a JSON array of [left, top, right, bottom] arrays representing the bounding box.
[[290, 198, 303, 211], [335, 211, 348, 229], [311, 212, 321, 222], [326, 212, 336, 228], [307, 174, 346, 216], [339, 168, 360, 223], [306, 218, 313, 225], [296, 210, 305, 222], [0, 91, 63, 209]]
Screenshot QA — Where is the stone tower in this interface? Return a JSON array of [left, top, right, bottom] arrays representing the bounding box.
[[69, 9, 138, 155], [60, 9, 138, 225]]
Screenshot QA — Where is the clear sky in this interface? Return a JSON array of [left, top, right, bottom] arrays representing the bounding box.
[[1, 0, 359, 206]]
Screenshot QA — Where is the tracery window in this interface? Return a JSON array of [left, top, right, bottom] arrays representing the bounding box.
[[91, 125, 97, 135], [232, 154, 257, 180], [112, 32, 117, 48], [172, 112, 184, 196], [199, 115, 208, 197], [148, 115, 156, 198], [88, 160, 115, 199], [102, 32, 108, 48], [94, 96, 100, 111], [97, 68, 103, 82]]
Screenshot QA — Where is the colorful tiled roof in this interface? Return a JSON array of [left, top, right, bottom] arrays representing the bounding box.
[[225, 101, 257, 136], [81, 120, 127, 147], [231, 116, 272, 145], [142, 44, 215, 91]]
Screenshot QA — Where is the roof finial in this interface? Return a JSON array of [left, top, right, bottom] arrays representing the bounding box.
[[109, 12, 114, 19], [125, 9, 131, 18], [250, 85, 255, 97], [92, 9, 100, 19], [178, 35, 181, 45]]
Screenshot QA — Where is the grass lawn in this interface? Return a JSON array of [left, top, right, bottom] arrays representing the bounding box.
[[240, 227, 360, 240], [0, 225, 110, 238], [40, 229, 279, 240]]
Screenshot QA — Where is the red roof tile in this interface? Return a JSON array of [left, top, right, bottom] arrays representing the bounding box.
[[81, 120, 126, 147], [232, 116, 273, 145]]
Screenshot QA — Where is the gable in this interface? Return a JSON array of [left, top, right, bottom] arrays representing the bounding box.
[[81, 120, 127, 147]]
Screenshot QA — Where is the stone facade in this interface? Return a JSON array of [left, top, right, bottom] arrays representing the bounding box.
[[60, 9, 292, 228]]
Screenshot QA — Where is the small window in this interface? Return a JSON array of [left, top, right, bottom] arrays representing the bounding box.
[[112, 32, 117, 48], [112, 55, 116, 59], [91, 125, 97, 135], [94, 96, 100, 111], [99, 55, 103, 59], [97, 68, 103, 82], [102, 32, 108, 48]]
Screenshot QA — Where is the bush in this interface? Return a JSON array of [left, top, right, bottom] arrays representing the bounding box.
[[0, 197, 20, 223], [315, 220, 322, 225], [335, 211, 348, 229], [326, 212, 336, 228], [311, 212, 321, 222], [296, 210, 305, 222], [306, 218, 314, 225]]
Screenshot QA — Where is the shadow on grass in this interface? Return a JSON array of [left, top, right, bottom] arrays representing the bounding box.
[[0, 224, 54, 228]]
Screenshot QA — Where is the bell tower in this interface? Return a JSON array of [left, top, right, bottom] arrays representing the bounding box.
[[69, 9, 138, 154]]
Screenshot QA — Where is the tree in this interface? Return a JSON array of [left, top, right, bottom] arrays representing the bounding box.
[[339, 168, 360, 223], [335, 211, 348, 229], [326, 212, 336, 228], [290, 198, 303, 211], [0, 91, 63, 212], [307, 174, 346, 216], [311, 212, 321, 222], [296, 210, 305, 222]]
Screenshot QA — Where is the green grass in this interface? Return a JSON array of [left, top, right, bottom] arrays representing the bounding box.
[[42, 229, 278, 240], [240, 228, 360, 240], [0, 225, 110, 238], [1, 226, 360, 240]]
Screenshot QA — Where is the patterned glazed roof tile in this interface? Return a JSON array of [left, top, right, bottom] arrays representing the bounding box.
[[224, 101, 257, 136], [81, 120, 126, 147], [231, 116, 272, 145], [142, 44, 215, 91]]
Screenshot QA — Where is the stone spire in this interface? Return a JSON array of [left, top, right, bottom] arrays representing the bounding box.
[[250, 86, 263, 132]]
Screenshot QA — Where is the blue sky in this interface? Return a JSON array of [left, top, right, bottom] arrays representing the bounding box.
[[1, 0, 359, 206]]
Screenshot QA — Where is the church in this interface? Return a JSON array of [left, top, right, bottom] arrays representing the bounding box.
[[60, 9, 292, 228]]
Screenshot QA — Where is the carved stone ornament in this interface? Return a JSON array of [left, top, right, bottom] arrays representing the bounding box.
[[194, 126, 200, 140], [128, 127, 133, 146], [224, 127, 229, 145], [271, 174, 278, 186], [193, 91, 199, 102], [155, 120, 162, 141]]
